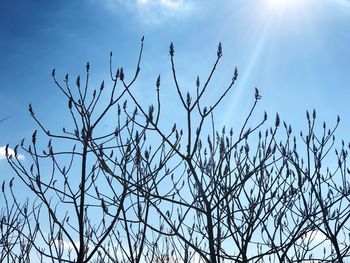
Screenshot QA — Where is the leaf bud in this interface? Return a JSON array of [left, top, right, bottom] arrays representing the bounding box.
[[217, 42, 222, 57], [275, 113, 280, 127], [169, 42, 175, 57]]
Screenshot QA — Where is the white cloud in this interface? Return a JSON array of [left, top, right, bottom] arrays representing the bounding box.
[[302, 230, 327, 243], [158, 0, 185, 9], [53, 239, 80, 250], [98, 0, 197, 24], [0, 146, 25, 160]]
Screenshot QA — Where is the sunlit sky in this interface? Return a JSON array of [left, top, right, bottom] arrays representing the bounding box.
[[1, 0, 350, 171]]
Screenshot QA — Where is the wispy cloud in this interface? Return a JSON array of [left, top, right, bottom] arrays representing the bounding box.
[[97, 0, 197, 24], [0, 146, 25, 160]]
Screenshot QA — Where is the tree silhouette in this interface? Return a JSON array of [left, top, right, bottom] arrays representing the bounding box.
[[2, 38, 350, 262]]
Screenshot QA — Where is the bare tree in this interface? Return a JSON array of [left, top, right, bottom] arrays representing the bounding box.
[[5, 38, 157, 263], [2, 39, 350, 263], [280, 111, 350, 262], [0, 179, 37, 263]]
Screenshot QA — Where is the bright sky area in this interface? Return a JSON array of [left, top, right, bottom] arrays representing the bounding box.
[[1, 0, 350, 172]]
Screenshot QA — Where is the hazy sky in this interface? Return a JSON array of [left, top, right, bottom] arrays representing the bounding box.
[[1, 0, 350, 166]]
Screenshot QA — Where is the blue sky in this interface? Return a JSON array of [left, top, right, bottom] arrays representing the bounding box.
[[0, 1, 350, 260], [1, 0, 350, 165]]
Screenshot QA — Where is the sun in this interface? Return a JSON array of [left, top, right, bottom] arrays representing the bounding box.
[[266, 0, 305, 10], [264, 0, 308, 17], [267, 0, 287, 7]]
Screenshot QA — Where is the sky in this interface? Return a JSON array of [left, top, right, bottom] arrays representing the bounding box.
[[0, 0, 350, 175], [1, 0, 350, 260]]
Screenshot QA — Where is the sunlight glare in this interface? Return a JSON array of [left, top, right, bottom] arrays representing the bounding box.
[[267, 0, 288, 8], [266, 0, 305, 12], [263, 0, 310, 23]]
